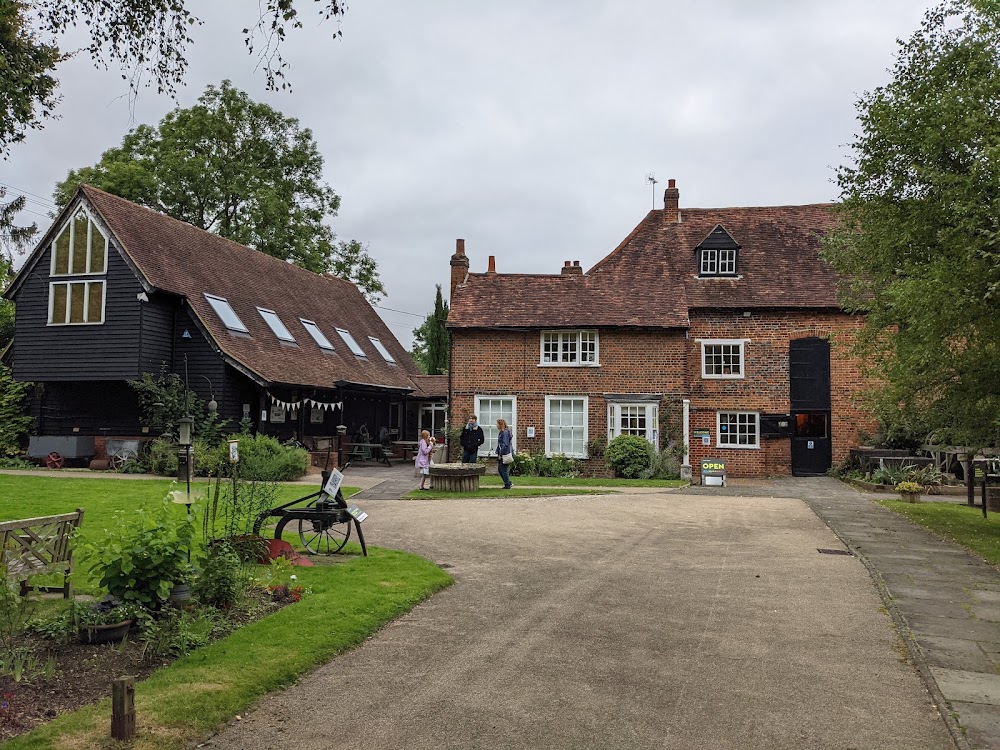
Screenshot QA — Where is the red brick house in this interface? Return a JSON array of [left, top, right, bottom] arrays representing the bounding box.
[[446, 180, 873, 479]]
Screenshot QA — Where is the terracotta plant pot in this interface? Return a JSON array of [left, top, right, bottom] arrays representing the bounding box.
[[79, 619, 133, 645]]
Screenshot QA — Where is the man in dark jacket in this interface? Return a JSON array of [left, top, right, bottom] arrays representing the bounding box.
[[460, 414, 485, 464]]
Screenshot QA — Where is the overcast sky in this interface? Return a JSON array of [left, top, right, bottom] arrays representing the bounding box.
[[4, 0, 929, 349]]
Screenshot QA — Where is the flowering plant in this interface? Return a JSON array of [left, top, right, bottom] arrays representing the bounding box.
[[895, 480, 923, 494]]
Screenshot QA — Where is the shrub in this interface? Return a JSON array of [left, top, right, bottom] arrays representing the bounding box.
[[895, 480, 923, 495], [606, 435, 653, 478], [230, 433, 308, 481], [194, 542, 248, 608], [509, 452, 579, 477], [81, 498, 198, 608], [0, 364, 32, 458], [643, 448, 681, 480]]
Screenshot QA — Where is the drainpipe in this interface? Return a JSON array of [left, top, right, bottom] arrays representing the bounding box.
[[681, 399, 692, 481]]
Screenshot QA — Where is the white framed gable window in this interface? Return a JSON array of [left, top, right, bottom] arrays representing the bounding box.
[[717, 411, 759, 448], [50, 208, 108, 277], [545, 396, 588, 458], [700, 339, 746, 379], [700, 248, 718, 275], [607, 402, 658, 448], [48, 281, 105, 325], [475, 395, 517, 456], [540, 330, 599, 366]]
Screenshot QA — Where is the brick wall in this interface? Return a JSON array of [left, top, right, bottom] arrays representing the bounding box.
[[449, 311, 875, 478]]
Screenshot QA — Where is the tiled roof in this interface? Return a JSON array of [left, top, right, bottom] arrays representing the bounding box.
[[80, 185, 421, 391], [408, 375, 448, 399], [448, 202, 840, 329]]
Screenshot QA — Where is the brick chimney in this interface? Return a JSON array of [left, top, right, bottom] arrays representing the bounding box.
[[487, 255, 496, 274], [561, 260, 583, 275], [663, 178, 680, 222], [450, 238, 469, 296]]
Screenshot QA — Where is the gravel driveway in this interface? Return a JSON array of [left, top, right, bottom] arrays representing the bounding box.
[[204, 490, 955, 749]]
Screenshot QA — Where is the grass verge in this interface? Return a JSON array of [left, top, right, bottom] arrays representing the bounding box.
[[880, 499, 1000, 565], [479, 475, 687, 489], [404, 486, 608, 499], [5, 548, 452, 750]]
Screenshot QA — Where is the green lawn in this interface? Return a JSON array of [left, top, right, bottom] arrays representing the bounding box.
[[479, 475, 688, 489], [0, 473, 452, 749], [880, 499, 1000, 565]]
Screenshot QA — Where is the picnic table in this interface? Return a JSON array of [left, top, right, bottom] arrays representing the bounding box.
[[345, 443, 394, 466], [392, 441, 421, 460]]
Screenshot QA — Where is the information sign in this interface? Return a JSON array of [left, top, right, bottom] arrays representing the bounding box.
[[323, 468, 344, 498], [346, 504, 368, 523]]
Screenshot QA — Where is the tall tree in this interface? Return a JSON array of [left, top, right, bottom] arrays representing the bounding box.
[[822, 0, 1000, 447], [411, 285, 449, 375], [0, 186, 37, 348], [1, 0, 346, 156], [53, 81, 385, 301]]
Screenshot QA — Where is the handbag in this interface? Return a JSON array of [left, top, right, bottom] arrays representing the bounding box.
[[501, 452, 514, 465]]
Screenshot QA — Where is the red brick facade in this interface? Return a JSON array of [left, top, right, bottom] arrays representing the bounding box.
[[447, 183, 875, 478]]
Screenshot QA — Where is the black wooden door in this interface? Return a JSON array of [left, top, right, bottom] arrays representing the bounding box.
[[790, 337, 832, 476]]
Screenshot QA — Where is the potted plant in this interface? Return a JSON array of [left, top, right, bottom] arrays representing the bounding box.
[[81, 497, 200, 609], [71, 601, 140, 644], [896, 480, 923, 503]]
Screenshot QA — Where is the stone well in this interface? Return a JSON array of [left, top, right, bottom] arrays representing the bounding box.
[[429, 462, 487, 492]]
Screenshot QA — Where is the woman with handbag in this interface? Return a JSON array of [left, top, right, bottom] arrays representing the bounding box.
[[495, 418, 514, 490]]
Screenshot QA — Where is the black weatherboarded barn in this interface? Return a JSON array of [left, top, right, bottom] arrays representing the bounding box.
[[4, 185, 442, 463]]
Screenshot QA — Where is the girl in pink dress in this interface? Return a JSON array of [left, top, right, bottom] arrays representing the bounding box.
[[415, 429, 434, 490]]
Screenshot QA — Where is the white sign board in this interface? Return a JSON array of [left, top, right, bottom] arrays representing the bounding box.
[[323, 468, 344, 498], [228, 439, 239, 463], [346, 504, 368, 523]]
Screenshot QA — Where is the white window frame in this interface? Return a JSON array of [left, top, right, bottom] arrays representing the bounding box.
[[544, 395, 589, 458], [539, 330, 599, 367], [47, 280, 106, 325], [607, 402, 658, 449], [700, 248, 718, 275], [49, 207, 109, 278], [204, 293, 249, 333], [299, 319, 334, 351], [368, 336, 396, 363], [718, 247, 737, 275], [716, 411, 760, 449], [699, 339, 747, 379], [474, 395, 517, 457], [257, 307, 295, 343], [336, 328, 367, 357]]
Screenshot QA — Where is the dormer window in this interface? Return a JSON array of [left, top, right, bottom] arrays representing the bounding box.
[[697, 225, 740, 277]]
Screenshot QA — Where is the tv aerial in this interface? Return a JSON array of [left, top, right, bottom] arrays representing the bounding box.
[[646, 173, 658, 209]]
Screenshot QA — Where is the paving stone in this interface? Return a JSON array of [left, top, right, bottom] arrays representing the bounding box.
[[929, 667, 1000, 706], [947, 702, 1000, 750], [915, 635, 996, 672], [971, 604, 1000, 623], [907, 614, 1000, 641]]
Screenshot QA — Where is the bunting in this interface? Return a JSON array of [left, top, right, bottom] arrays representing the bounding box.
[[267, 392, 343, 412]]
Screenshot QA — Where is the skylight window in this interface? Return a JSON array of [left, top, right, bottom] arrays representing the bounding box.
[[257, 307, 295, 343], [204, 294, 248, 333], [336, 328, 366, 357], [368, 336, 396, 363], [300, 319, 334, 351]]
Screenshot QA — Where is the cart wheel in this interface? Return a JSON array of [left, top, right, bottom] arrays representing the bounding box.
[[110, 449, 137, 472], [298, 518, 352, 554], [45, 451, 64, 469]]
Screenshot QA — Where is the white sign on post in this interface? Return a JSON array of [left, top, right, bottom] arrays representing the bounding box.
[[228, 439, 239, 463], [323, 468, 344, 498], [346, 505, 368, 523]]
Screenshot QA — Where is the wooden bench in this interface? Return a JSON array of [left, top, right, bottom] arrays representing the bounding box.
[[1, 509, 84, 598]]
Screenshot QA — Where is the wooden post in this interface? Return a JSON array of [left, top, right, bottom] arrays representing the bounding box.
[[111, 676, 136, 741]]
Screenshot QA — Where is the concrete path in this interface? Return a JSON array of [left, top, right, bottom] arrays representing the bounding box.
[[205, 485, 954, 749], [683, 477, 1000, 750]]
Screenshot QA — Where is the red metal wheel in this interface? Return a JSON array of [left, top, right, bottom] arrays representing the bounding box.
[[45, 451, 64, 469]]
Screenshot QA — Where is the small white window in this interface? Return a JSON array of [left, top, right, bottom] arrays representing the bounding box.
[[719, 248, 737, 275], [50, 208, 108, 277], [368, 336, 396, 363], [204, 294, 249, 333], [48, 281, 105, 325], [545, 396, 588, 458], [717, 412, 759, 448], [700, 248, 718, 275], [607, 402, 658, 448], [300, 319, 334, 351], [336, 328, 366, 357], [539, 330, 599, 366], [257, 307, 295, 343], [475, 395, 517, 457], [700, 340, 746, 379]]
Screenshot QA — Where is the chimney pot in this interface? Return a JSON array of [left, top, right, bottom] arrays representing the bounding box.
[[573, 260, 580, 267], [668, 178, 676, 188], [564, 260, 571, 267], [456, 238, 465, 255], [450, 237, 470, 296], [561, 260, 584, 275], [487, 255, 496, 274]]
